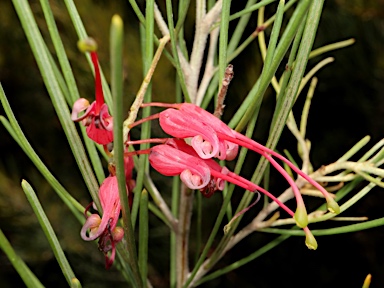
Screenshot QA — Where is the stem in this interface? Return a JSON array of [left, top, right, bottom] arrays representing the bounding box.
[[123, 35, 170, 141], [138, 190, 149, 286], [176, 185, 194, 287], [189, 0, 222, 102]]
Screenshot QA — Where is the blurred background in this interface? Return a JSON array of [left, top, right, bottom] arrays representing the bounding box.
[[1, 0, 384, 287]]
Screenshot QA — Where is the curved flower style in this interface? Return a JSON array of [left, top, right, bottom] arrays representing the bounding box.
[[140, 139, 291, 212], [80, 176, 124, 269], [71, 51, 113, 145]]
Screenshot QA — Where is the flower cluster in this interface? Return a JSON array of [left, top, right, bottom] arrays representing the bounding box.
[[72, 47, 134, 268], [72, 48, 340, 268], [126, 102, 341, 249]]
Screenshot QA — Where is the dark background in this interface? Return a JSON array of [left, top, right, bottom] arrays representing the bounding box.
[[1, 0, 384, 287]]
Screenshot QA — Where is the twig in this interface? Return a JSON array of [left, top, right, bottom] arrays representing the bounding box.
[[153, 1, 192, 95], [192, 155, 384, 283], [176, 185, 194, 287], [214, 64, 234, 118], [145, 174, 178, 231], [123, 34, 170, 142], [189, 0, 222, 102], [154, 2, 170, 37], [196, 26, 220, 106]]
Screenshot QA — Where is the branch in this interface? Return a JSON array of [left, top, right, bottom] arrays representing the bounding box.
[[196, 27, 220, 106], [189, 0, 222, 102]]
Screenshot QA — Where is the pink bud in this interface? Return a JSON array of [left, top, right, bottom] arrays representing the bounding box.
[[112, 227, 124, 242]]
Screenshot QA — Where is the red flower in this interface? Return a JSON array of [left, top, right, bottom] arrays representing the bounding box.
[[134, 102, 340, 220], [126, 138, 318, 248], [71, 52, 113, 145], [80, 176, 124, 269], [149, 141, 212, 190]]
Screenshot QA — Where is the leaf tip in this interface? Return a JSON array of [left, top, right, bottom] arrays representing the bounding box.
[[112, 14, 123, 28]]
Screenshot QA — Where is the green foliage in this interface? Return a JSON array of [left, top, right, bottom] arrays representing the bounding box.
[[1, 0, 384, 287]]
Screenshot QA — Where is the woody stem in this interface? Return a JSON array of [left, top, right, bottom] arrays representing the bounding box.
[[177, 184, 193, 287]]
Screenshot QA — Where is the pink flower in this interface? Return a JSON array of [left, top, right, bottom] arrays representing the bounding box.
[[165, 138, 229, 197], [157, 104, 238, 161], [80, 176, 124, 269], [126, 138, 318, 248], [142, 139, 296, 218], [149, 141, 212, 190], [136, 102, 340, 219], [71, 52, 113, 145]]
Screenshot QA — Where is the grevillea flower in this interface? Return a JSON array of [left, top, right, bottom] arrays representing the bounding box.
[[80, 176, 124, 269], [71, 51, 113, 145], [127, 138, 318, 249], [163, 138, 229, 197], [149, 141, 212, 190], [131, 139, 294, 214], [131, 102, 340, 227], [132, 103, 238, 161]]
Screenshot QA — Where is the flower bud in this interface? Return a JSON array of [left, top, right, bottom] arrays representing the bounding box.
[[112, 227, 124, 243]]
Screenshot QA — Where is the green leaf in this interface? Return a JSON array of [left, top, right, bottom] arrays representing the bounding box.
[[0, 86, 84, 222], [110, 15, 142, 288], [0, 229, 44, 288], [11, 0, 100, 210], [138, 190, 149, 286], [21, 180, 81, 287]]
